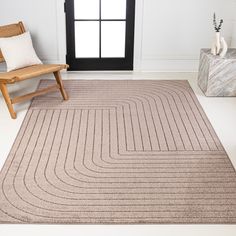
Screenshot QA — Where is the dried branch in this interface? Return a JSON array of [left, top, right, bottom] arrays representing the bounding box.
[[213, 13, 224, 32]]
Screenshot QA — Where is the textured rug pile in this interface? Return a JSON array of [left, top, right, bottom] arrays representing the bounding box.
[[0, 80, 236, 224]]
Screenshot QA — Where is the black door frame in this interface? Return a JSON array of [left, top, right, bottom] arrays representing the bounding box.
[[65, 0, 135, 71]]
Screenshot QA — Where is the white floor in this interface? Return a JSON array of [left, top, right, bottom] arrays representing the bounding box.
[[0, 72, 236, 236]]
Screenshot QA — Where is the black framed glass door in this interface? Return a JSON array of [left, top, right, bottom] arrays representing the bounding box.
[[65, 0, 135, 70]]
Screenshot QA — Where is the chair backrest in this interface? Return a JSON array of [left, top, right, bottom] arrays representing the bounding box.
[[0, 21, 26, 63]]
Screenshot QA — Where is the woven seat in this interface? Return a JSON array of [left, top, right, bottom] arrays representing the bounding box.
[[0, 64, 68, 84], [0, 22, 69, 119]]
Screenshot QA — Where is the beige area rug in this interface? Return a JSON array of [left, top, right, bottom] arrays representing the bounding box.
[[0, 80, 236, 224]]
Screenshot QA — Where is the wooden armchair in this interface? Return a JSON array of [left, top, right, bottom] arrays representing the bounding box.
[[0, 21, 68, 119]]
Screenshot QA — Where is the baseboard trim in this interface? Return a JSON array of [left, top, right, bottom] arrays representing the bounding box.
[[139, 59, 199, 72]]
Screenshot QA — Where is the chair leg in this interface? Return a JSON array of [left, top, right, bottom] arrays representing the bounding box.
[[53, 71, 68, 100], [0, 83, 17, 119]]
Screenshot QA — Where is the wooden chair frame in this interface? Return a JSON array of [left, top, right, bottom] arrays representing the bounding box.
[[0, 21, 68, 119]]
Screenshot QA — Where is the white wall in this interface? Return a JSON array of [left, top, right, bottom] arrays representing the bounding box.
[[230, 0, 236, 47], [0, 0, 235, 72], [136, 0, 235, 71], [0, 0, 66, 65]]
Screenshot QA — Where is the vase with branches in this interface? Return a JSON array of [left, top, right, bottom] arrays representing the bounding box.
[[211, 13, 228, 57]]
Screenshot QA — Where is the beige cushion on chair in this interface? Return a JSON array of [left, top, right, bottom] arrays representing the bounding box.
[[0, 31, 42, 72]]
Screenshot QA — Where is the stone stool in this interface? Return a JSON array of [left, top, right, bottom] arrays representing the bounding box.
[[198, 48, 236, 97]]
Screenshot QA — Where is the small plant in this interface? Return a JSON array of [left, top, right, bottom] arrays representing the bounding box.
[[213, 13, 223, 33]]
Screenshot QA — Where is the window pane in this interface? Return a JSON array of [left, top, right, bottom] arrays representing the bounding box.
[[74, 0, 99, 19], [101, 0, 126, 19], [101, 21, 126, 58], [75, 21, 99, 58]]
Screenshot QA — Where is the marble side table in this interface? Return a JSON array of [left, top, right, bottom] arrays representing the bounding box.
[[198, 49, 236, 96]]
